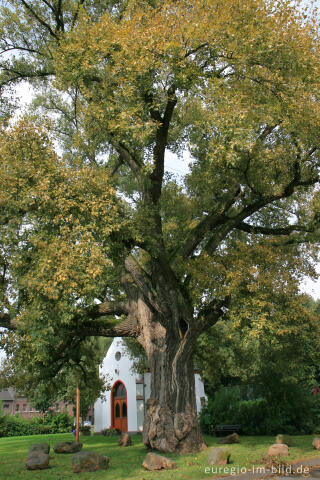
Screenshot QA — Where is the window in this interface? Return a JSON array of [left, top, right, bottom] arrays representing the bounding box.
[[22, 404, 26, 412], [16, 404, 19, 412], [115, 403, 120, 418], [114, 383, 126, 398], [29, 406, 33, 412], [115, 351, 121, 361], [55, 403, 59, 411], [3, 404, 9, 409], [122, 402, 127, 418]]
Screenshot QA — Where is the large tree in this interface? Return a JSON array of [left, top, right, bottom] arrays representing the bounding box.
[[1, 0, 320, 452]]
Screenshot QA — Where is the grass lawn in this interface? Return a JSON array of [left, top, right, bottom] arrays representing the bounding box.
[[0, 433, 319, 479]]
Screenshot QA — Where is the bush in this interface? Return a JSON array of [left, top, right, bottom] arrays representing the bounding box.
[[101, 427, 120, 436], [0, 411, 74, 437], [40, 411, 74, 433], [200, 385, 320, 436]]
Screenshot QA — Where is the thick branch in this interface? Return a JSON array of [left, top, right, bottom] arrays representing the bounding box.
[[80, 315, 139, 338], [176, 186, 241, 260], [236, 222, 312, 236], [198, 297, 230, 333], [204, 170, 319, 255], [0, 301, 129, 333], [115, 142, 142, 180], [0, 65, 53, 89], [124, 256, 162, 313], [84, 301, 129, 319], [148, 85, 177, 204]]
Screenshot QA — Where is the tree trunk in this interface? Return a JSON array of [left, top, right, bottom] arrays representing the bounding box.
[[123, 268, 206, 453], [142, 332, 206, 453]]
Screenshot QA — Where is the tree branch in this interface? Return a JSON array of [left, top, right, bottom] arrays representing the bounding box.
[[0, 65, 53, 90], [19, 0, 60, 40], [198, 296, 230, 333], [40, 0, 55, 15], [175, 186, 241, 260], [84, 301, 129, 319], [0, 301, 129, 333], [124, 256, 162, 313], [71, 0, 86, 29], [113, 142, 142, 181], [236, 222, 312, 236], [79, 315, 140, 338], [149, 85, 177, 204], [204, 171, 319, 255], [0, 313, 17, 331]]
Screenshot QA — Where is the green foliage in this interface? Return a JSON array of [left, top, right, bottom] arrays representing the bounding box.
[[101, 427, 121, 436], [0, 411, 73, 437], [124, 338, 148, 374], [42, 411, 74, 433], [200, 386, 320, 436], [195, 293, 320, 398], [0, 336, 110, 418]]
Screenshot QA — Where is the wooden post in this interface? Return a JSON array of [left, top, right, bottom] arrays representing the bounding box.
[[76, 381, 80, 444]]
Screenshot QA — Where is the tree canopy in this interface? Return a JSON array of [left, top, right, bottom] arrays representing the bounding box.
[[0, 0, 320, 452]]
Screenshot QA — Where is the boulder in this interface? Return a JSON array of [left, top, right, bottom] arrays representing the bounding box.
[[28, 442, 50, 454], [208, 447, 231, 466], [142, 453, 177, 471], [72, 451, 109, 473], [118, 432, 132, 447], [275, 434, 293, 447], [312, 437, 320, 450], [54, 441, 83, 454], [218, 433, 240, 444], [26, 452, 50, 470], [268, 443, 289, 457]]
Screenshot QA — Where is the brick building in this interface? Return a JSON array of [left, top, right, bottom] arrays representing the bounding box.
[[0, 388, 74, 418]]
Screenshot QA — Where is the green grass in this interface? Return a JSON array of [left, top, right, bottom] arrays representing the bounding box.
[[0, 433, 319, 479]]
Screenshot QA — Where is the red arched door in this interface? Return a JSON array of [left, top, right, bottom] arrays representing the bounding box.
[[111, 382, 128, 433]]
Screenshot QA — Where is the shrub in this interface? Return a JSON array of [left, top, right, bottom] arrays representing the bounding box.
[[0, 411, 74, 437], [200, 385, 320, 436], [101, 427, 120, 436]]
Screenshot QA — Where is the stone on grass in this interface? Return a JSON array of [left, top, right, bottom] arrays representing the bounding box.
[[312, 438, 320, 450], [26, 452, 50, 470], [218, 433, 240, 444], [275, 434, 293, 447], [268, 443, 289, 457], [72, 451, 109, 473], [208, 447, 231, 466], [28, 442, 50, 454], [118, 432, 132, 446], [142, 453, 177, 471], [54, 441, 83, 454]]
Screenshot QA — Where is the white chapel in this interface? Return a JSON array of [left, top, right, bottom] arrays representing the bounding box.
[[94, 337, 206, 433]]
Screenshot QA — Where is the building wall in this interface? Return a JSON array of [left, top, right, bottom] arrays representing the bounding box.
[[12, 398, 74, 419], [1, 389, 74, 419], [94, 337, 138, 433]]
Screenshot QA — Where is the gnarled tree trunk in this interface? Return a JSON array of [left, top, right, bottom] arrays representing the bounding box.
[[130, 281, 206, 453], [143, 336, 206, 453]]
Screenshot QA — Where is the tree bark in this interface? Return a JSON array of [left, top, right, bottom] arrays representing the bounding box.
[[142, 332, 206, 453], [131, 287, 206, 453], [120, 263, 207, 453]]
